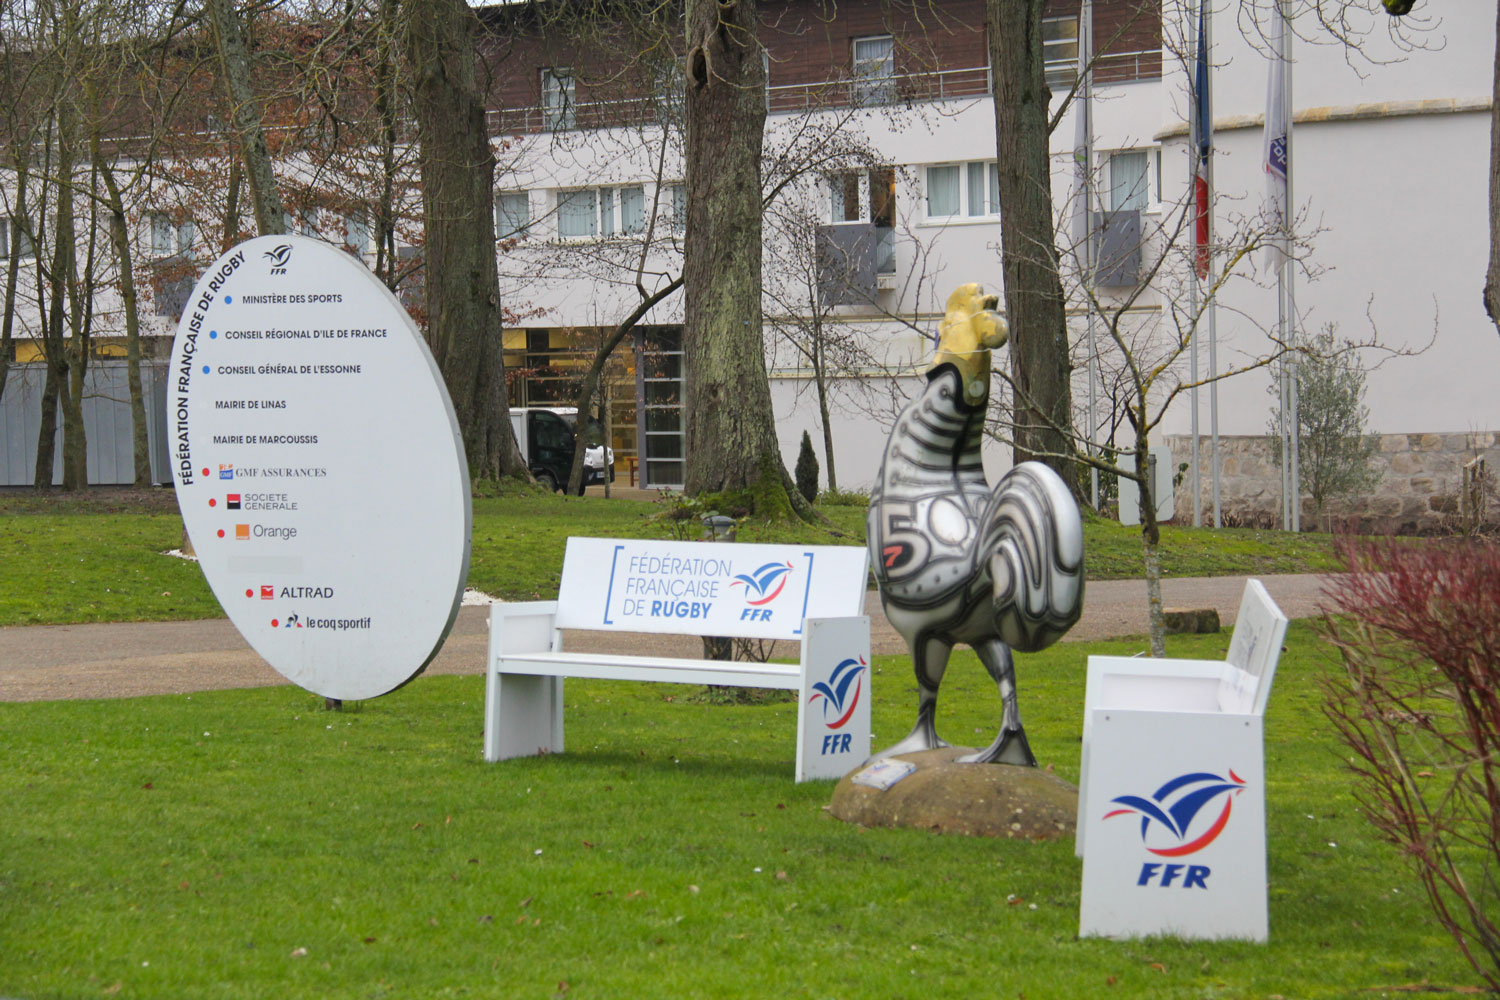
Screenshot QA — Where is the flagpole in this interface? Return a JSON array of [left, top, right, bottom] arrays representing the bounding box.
[[1077, 0, 1097, 509], [1188, 0, 1208, 527], [1205, 0, 1221, 528], [1283, 1, 1300, 533], [1266, 0, 1296, 532]]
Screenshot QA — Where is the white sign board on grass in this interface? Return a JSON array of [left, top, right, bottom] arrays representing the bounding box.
[[168, 235, 470, 701]]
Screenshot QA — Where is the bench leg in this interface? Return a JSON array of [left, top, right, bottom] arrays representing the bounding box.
[[484, 671, 564, 761], [796, 616, 872, 782]]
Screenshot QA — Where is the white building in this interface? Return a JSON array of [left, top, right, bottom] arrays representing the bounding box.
[[4, 0, 1495, 529], [483, 0, 1498, 528]]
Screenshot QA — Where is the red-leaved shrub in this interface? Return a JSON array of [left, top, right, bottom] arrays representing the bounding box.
[[1321, 539, 1500, 988]]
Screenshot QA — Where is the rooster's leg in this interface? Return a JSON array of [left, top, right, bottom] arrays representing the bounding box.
[[870, 634, 953, 759], [956, 639, 1037, 766]]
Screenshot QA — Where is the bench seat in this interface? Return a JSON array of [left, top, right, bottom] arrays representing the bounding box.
[[490, 650, 803, 689]]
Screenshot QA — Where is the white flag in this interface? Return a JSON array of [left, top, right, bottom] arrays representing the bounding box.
[[1263, 10, 1289, 269]]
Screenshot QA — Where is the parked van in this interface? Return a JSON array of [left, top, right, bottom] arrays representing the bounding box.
[[508, 407, 615, 494]]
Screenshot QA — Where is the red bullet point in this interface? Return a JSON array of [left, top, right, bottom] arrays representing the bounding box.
[[217, 529, 225, 538], [209, 498, 217, 507], [201, 468, 209, 477], [271, 619, 279, 628], [245, 589, 253, 598]]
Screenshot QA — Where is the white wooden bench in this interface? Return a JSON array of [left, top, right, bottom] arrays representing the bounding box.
[[483, 536, 872, 781], [1075, 579, 1290, 941]]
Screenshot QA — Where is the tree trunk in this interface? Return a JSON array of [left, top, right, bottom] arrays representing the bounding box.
[[374, 0, 400, 290], [404, 0, 527, 483], [98, 160, 150, 485], [988, 0, 1079, 497], [682, 0, 805, 519], [1485, 0, 1500, 333], [58, 107, 89, 492], [1138, 451, 1167, 658], [0, 157, 28, 411], [207, 0, 285, 235], [222, 154, 242, 250], [36, 232, 66, 490], [31, 126, 68, 491], [811, 319, 837, 494]]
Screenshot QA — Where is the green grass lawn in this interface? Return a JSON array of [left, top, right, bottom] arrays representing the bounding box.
[[0, 624, 1476, 999], [0, 490, 1342, 627]]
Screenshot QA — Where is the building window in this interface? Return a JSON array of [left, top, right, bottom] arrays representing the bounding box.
[[555, 185, 642, 238], [1042, 15, 1079, 90], [148, 212, 194, 256], [926, 165, 960, 218], [558, 188, 597, 238], [966, 161, 1001, 217], [495, 191, 530, 239], [343, 213, 371, 255], [543, 67, 575, 131], [925, 162, 999, 221], [654, 58, 685, 121], [828, 168, 895, 226], [666, 183, 686, 232], [852, 35, 895, 106], [1107, 150, 1150, 212], [282, 210, 316, 238], [612, 187, 645, 235], [829, 172, 861, 223], [8, 218, 33, 259], [555, 186, 646, 239], [824, 168, 896, 276], [636, 327, 684, 489]]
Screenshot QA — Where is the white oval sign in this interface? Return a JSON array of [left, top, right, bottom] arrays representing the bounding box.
[[167, 235, 471, 701]]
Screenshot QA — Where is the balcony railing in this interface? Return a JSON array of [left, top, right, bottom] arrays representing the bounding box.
[[487, 49, 1161, 137]]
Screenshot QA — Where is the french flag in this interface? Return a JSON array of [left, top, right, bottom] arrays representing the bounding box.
[[1192, 0, 1212, 280]]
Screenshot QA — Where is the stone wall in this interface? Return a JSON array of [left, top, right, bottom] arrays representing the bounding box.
[[1162, 432, 1500, 534]]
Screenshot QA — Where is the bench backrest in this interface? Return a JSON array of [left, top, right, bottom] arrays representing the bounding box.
[[554, 537, 870, 640], [1218, 578, 1290, 716]]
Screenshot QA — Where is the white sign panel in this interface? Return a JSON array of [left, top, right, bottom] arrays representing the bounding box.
[[1079, 709, 1268, 941], [1221, 579, 1290, 715], [168, 235, 471, 701], [554, 537, 869, 640], [796, 616, 872, 781]]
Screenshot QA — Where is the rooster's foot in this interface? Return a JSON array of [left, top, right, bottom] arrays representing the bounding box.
[[956, 727, 1037, 767], [869, 724, 950, 763]]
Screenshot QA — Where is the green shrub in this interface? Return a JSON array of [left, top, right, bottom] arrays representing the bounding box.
[[794, 430, 819, 505], [817, 487, 871, 507]]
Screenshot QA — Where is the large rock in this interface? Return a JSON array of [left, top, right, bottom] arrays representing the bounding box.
[[830, 748, 1077, 840]]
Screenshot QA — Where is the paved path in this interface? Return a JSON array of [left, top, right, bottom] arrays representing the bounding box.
[[0, 575, 1331, 703]]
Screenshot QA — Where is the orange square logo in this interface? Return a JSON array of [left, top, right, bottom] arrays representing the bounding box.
[[235, 524, 250, 540]]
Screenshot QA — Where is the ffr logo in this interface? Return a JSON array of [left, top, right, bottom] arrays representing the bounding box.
[[1136, 862, 1210, 889]]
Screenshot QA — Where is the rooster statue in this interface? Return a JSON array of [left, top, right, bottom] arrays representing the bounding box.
[[867, 283, 1084, 766]]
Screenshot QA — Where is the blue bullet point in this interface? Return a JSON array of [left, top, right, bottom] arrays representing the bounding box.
[[202, 365, 210, 374], [210, 331, 217, 339], [224, 295, 233, 304]]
